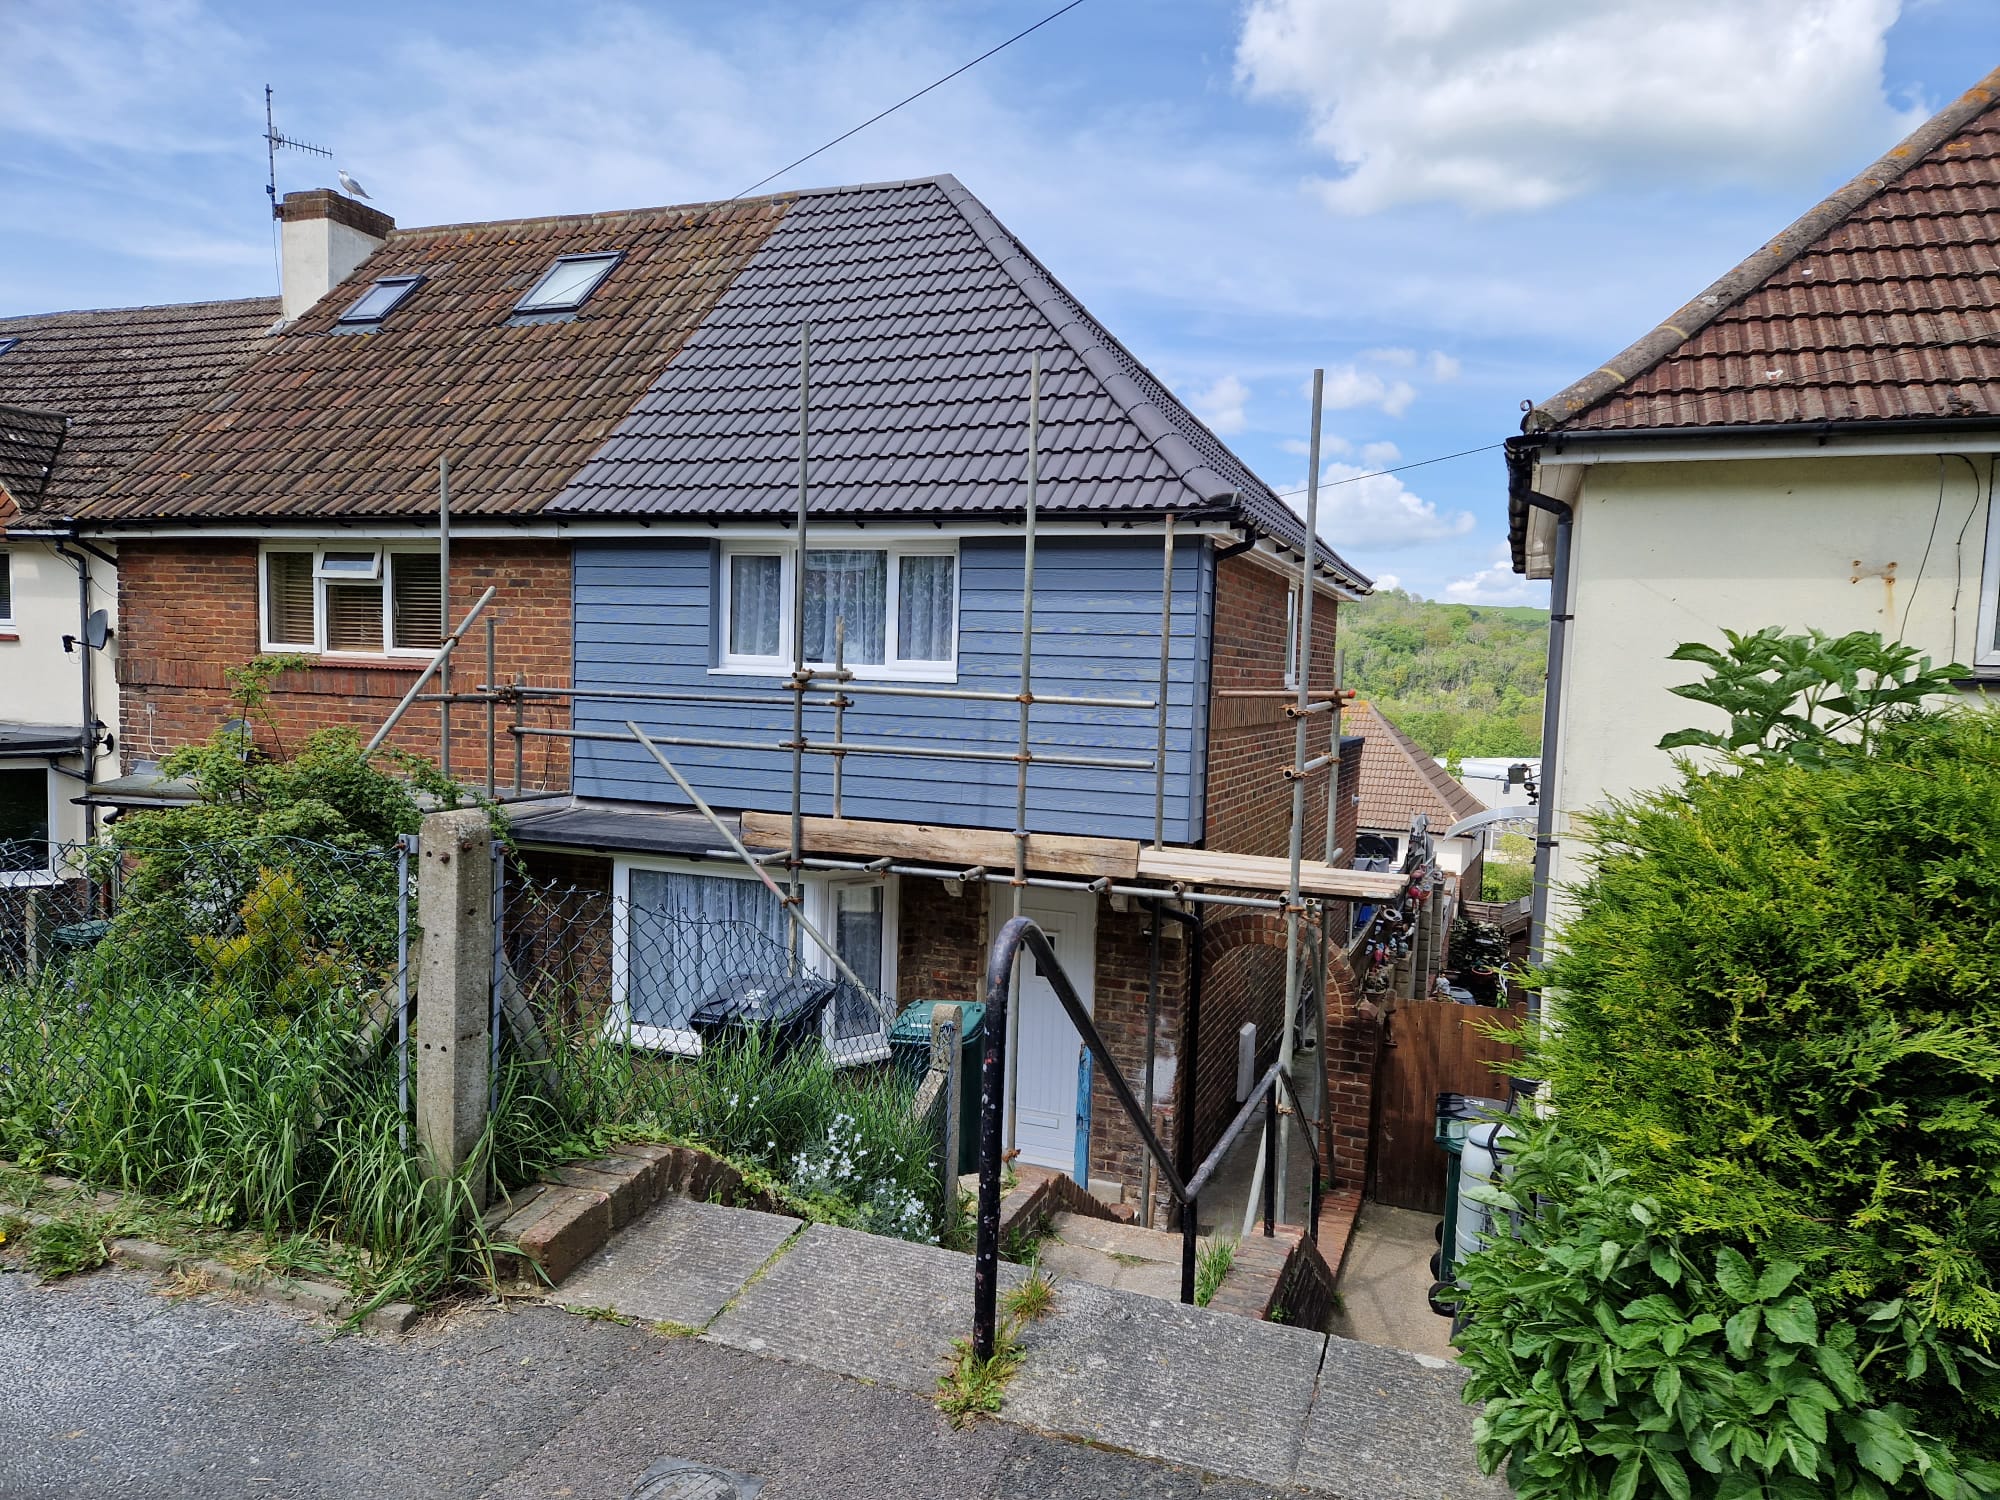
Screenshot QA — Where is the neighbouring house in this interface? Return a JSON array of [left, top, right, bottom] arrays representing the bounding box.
[[58, 174, 1398, 1217], [1453, 754, 1538, 813], [1345, 700, 1485, 893], [1508, 63, 2000, 954], [0, 297, 278, 885]]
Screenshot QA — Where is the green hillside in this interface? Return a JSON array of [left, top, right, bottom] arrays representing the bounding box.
[[1338, 589, 1547, 760]]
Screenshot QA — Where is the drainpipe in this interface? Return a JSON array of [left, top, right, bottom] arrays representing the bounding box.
[[1519, 482, 1573, 1009], [53, 538, 101, 846]]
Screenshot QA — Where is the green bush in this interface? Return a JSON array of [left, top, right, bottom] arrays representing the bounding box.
[[1459, 1129, 2000, 1500], [1484, 703, 2000, 1478]]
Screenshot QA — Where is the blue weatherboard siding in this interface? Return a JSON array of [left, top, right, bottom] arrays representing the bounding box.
[[572, 534, 1211, 843]]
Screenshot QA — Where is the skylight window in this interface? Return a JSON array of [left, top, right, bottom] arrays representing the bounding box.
[[0, 338, 16, 357], [513, 252, 621, 316], [336, 275, 423, 327]]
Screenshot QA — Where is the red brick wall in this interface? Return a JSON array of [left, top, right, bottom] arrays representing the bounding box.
[[1088, 902, 1185, 1219], [1203, 553, 1342, 857], [116, 538, 572, 790], [896, 875, 985, 1006]]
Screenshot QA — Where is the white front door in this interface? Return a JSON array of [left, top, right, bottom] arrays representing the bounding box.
[[990, 885, 1097, 1172]]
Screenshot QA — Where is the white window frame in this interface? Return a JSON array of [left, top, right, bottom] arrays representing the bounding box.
[[1977, 487, 2000, 671], [0, 762, 59, 888], [608, 856, 897, 1064], [258, 543, 442, 658], [0, 549, 14, 627], [1284, 583, 1301, 688], [714, 540, 960, 682]]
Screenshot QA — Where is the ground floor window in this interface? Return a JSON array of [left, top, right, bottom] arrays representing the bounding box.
[[0, 766, 52, 880], [611, 860, 896, 1063]]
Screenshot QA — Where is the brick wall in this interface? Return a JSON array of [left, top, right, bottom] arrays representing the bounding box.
[[1203, 552, 1342, 858], [1088, 902, 1185, 1220], [116, 538, 572, 789], [896, 875, 985, 1006]]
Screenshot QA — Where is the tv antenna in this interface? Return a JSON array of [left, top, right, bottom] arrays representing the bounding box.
[[264, 85, 332, 221]]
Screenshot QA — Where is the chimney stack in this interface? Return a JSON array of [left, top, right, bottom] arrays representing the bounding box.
[[279, 190, 395, 321]]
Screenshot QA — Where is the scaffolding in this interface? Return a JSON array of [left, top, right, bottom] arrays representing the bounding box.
[[366, 334, 1414, 1220]]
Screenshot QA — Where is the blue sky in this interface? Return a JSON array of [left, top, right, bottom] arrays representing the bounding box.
[[4, 0, 1996, 601]]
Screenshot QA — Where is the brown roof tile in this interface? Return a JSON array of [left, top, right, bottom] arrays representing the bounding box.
[[1346, 699, 1484, 835], [85, 196, 792, 522], [0, 298, 279, 518], [1532, 65, 2000, 434]]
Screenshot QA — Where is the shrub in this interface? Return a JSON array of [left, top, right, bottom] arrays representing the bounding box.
[[1458, 1129, 2000, 1500], [1508, 702, 2000, 1467]]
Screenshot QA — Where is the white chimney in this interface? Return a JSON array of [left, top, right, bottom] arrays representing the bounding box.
[[279, 189, 394, 322]]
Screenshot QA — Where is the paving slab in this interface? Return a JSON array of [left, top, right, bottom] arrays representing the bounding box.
[[1327, 1201, 1458, 1362], [554, 1195, 801, 1330], [705, 1223, 1021, 1396], [1294, 1334, 1508, 1500], [1004, 1276, 1327, 1487]]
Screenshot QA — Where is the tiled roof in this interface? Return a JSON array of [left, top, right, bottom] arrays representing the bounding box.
[[1530, 65, 2000, 434], [0, 298, 278, 519], [552, 175, 1368, 589], [84, 198, 789, 522], [0, 405, 65, 515], [1346, 699, 1484, 835]]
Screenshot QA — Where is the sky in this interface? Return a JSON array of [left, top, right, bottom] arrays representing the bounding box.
[[3, 0, 1997, 603]]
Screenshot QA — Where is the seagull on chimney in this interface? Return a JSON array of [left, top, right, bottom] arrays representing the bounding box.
[[337, 169, 372, 201]]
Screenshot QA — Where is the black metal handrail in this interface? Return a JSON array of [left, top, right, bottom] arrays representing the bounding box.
[[974, 914, 1327, 1359]]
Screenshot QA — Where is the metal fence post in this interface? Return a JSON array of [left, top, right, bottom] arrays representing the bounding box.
[[415, 808, 494, 1207]]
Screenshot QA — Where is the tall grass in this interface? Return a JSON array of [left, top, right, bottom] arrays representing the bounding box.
[[0, 974, 559, 1311], [538, 1024, 941, 1240]]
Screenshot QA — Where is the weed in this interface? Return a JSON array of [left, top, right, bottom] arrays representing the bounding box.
[[159, 1263, 224, 1301], [1003, 1263, 1056, 1324], [26, 1213, 110, 1280], [936, 1324, 1023, 1426], [937, 1187, 975, 1253], [1001, 1210, 1053, 1265], [1267, 1302, 1289, 1324], [1194, 1236, 1237, 1307], [651, 1320, 701, 1339], [568, 1304, 634, 1325]]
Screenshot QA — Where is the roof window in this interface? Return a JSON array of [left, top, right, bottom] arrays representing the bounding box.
[[512, 252, 622, 318], [0, 338, 16, 357], [335, 275, 423, 329]]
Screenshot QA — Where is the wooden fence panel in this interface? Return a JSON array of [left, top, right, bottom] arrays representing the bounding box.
[[1368, 1001, 1525, 1214]]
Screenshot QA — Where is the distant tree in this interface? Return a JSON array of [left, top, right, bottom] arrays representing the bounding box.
[[1340, 589, 1548, 759]]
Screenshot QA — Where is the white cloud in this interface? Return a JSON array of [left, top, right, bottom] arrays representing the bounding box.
[[1428, 351, 1462, 382], [1236, 0, 1919, 213], [1444, 549, 1549, 606], [1361, 346, 1416, 366], [1320, 364, 1417, 417], [1372, 572, 1402, 592], [1295, 463, 1475, 551], [1188, 373, 1251, 435], [1359, 440, 1401, 467]]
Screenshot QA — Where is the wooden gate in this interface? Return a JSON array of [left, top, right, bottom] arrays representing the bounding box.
[[1368, 1001, 1526, 1214]]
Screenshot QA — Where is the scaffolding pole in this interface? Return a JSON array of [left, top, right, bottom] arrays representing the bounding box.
[[790, 322, 810, 976], [1275, 368, 1326, 1228], [1006, 349, 1039, 1156]]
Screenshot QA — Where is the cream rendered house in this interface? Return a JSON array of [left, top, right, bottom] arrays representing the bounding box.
[[0, 299, 278, 876], [1507, 65, 2000, 955]]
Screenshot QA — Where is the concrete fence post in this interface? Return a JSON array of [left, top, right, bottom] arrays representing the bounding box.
[[416, 808, 494, 1206], [911, 1003, 963, 1222]]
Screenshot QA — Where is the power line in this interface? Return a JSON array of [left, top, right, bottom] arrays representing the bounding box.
[[1270, 442, 1504, 500], [730, 0, 1090, 200]]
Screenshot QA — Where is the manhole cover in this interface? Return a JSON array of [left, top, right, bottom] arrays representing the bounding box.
[[628, 1456, 763, 1500]]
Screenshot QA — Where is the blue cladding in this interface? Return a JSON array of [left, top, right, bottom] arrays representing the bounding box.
[[572, 534, 1209, 843]]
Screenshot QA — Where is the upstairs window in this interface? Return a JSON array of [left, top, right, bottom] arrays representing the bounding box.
[[718, 543, 957, 680], [335, 275, 422, 328], [1284, 584, 1301, 688], [261, 546, 443, 656], [513, 252, 621, 317]]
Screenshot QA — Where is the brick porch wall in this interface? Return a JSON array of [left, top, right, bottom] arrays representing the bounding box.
[[1203, 552, 1341, 858], [1089, 902, 1185, 1219], [116, 538, 572, 789]]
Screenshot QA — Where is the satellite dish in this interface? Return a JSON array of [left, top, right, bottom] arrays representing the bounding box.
[[337, 169, 372, 201], [84, 609, 111, 651]]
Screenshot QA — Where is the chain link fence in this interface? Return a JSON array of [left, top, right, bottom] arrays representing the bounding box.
[[500, 861, 950, 1242]]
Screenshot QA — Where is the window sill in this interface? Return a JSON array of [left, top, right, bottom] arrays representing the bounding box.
[[0, 632, 17, 642], [0, 872, 61, 889], [307, 653, 432, 672], [1950, 676, 2000, 689], [708, 663, 959, 686]]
